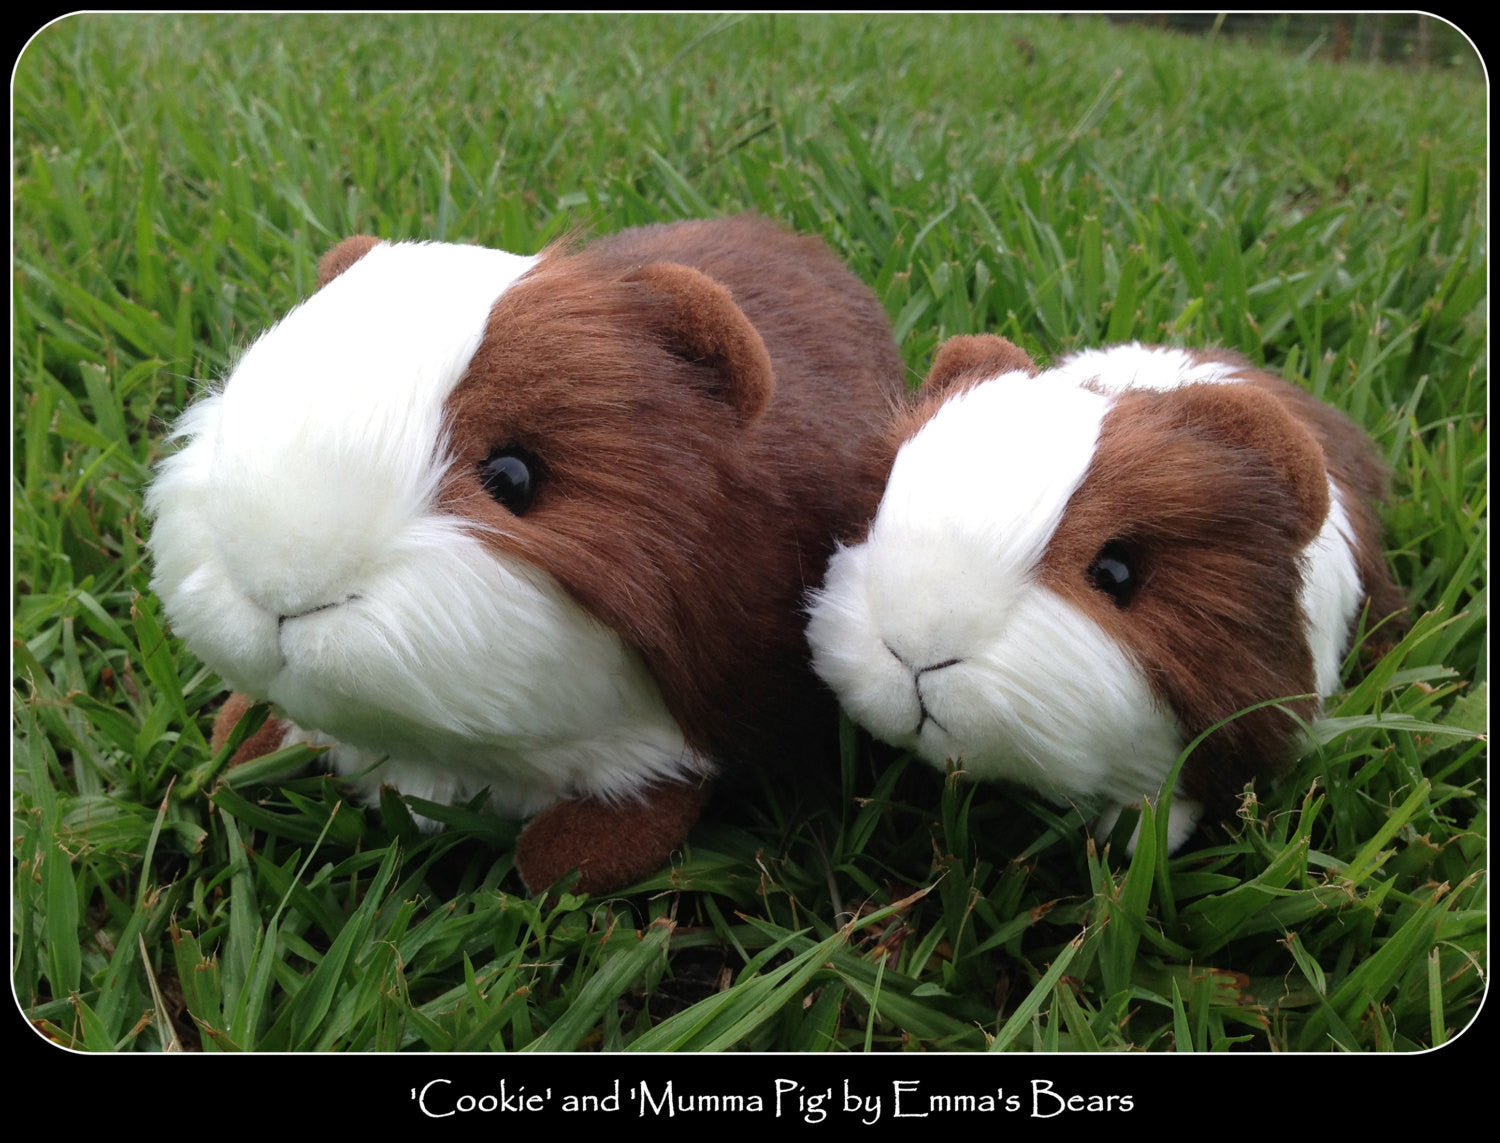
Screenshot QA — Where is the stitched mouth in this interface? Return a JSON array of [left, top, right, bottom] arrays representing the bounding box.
[[878, 640, 965, 740], [913, 694, 950, 738], [275, 595, 362, 670], [277, 594, 361, 627], [911, 656, 960, 738]]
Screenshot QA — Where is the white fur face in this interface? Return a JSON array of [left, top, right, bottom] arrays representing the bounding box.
[[147, 241, 698, 815]]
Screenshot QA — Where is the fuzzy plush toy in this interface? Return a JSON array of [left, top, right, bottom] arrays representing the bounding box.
[[806, 335, 1404, 852], [148, 216, 906, 893]]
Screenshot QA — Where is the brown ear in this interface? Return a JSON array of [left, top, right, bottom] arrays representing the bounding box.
[[922, 334, 1038, 399], [317, 235, 384, 289], [625, 262, 775, 424], [1168, 381, 1332, 545]]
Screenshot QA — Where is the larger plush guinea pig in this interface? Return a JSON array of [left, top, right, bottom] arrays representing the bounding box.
[[146, 215, 906, 893], [806, 335, 1404, 853]]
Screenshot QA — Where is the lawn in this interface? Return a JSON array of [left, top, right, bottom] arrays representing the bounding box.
[[12, 12, 1486, 1062]]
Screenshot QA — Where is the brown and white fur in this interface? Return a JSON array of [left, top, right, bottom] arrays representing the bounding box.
[[806, 335, 1403, 852], [147, 216, 906, 892]]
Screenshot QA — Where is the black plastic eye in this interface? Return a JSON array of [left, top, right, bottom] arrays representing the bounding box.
[[478, 447, 538, 515], [1087, 540, 1139, 608]]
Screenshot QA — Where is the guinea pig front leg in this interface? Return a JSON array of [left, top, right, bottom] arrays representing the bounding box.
[[513, 779, 712, 896], [210, 691, 296, 765]]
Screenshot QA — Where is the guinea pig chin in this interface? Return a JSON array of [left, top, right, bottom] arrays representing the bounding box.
[[173, 513, 677, 759], [921, 601, 1178, 776], [262, 583, 695, 805]]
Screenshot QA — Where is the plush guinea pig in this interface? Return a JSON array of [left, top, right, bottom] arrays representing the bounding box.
[[147, 215, 906, 893], [806, 335, 1404, 853]]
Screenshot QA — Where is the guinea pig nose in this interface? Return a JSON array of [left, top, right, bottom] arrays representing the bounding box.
[[219, 547, 361, 618], [882, 639, 962, 678]]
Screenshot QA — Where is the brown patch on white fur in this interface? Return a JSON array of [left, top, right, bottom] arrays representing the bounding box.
[[1038, 360, 1398, 813], [440, 215, 907, 768]]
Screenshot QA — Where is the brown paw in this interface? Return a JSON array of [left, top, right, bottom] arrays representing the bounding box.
[[210, 693, 291, 765], [514, 779, 712, 895]]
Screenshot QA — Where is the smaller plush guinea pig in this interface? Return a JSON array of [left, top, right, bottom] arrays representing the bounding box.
[[146, 215, 906, 893], [806, 335, 1404, 853]]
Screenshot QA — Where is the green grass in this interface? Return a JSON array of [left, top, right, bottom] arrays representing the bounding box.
[[12, 13, 1486, 1055]]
